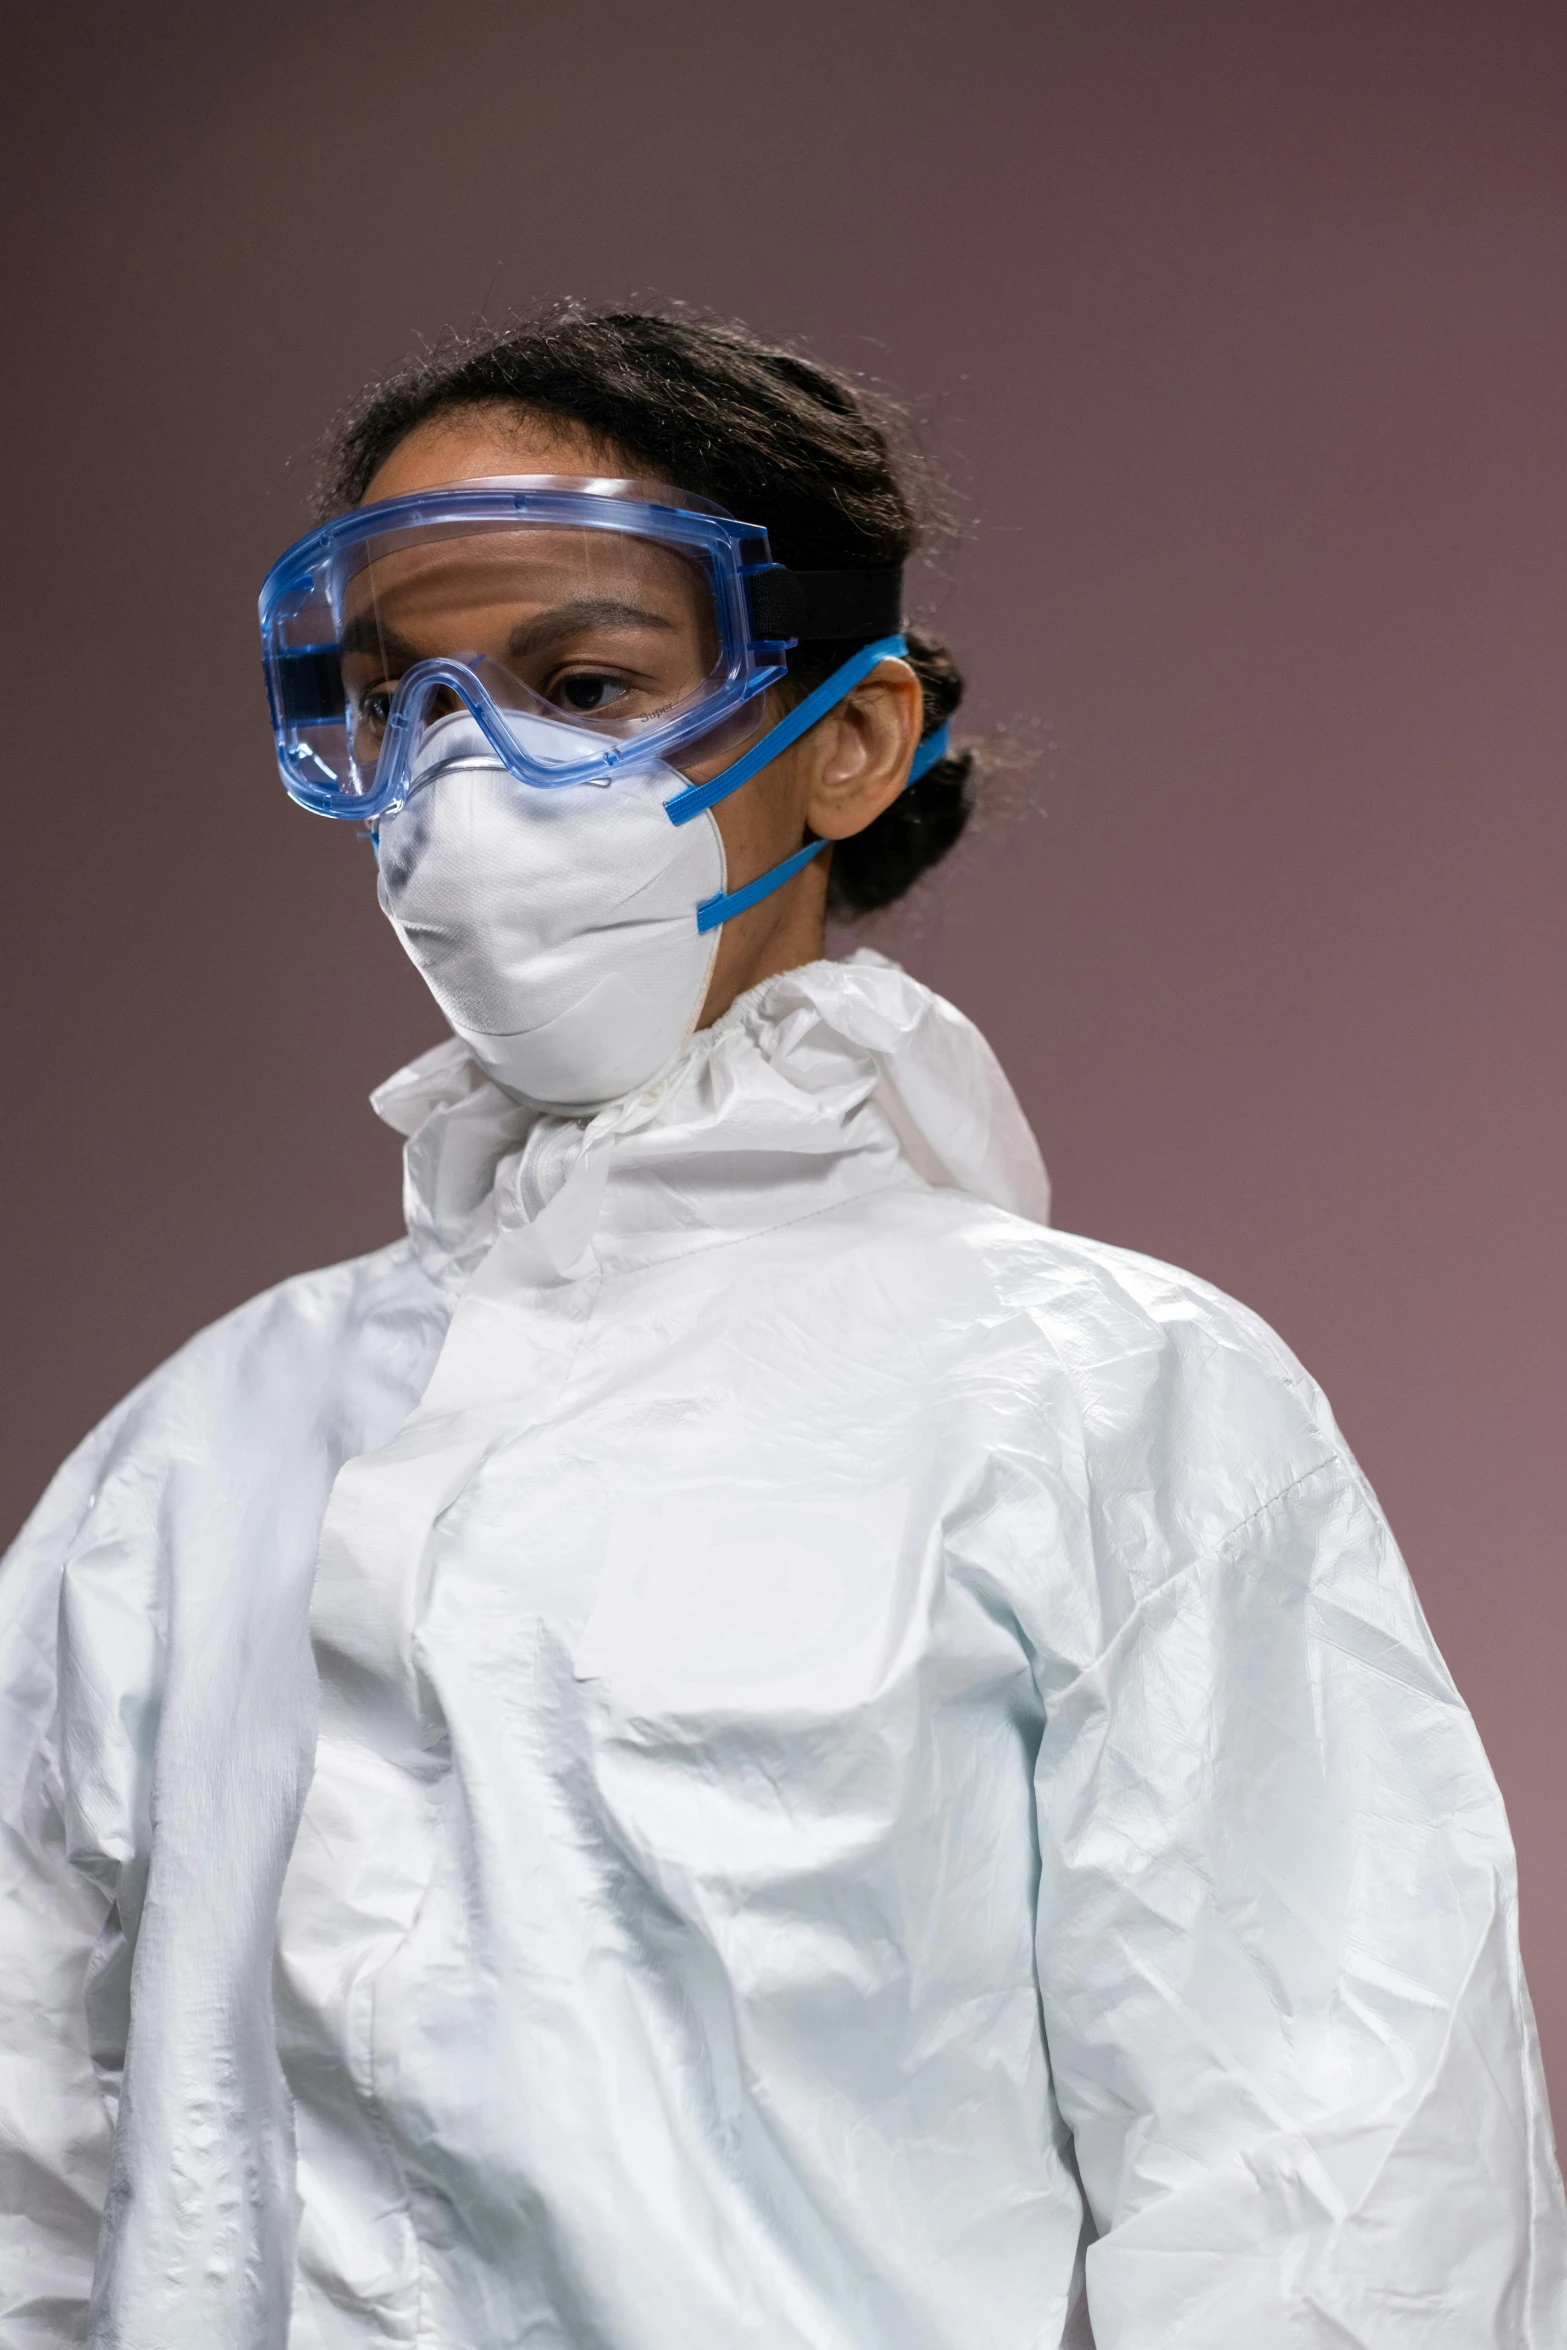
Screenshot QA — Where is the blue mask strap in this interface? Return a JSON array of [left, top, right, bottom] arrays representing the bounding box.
[[666, 634, 906, 829], [679, 634, 957, 935], [696, 836, 830, 933]]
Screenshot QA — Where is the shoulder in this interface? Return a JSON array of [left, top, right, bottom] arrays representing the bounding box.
[[988, 1207, 1319, 1412], [99, 1237, 435, 1462], [864, 1183, 1317, 1393], [3, 1239, 441, 1590], [863, 1196, 1416, 1701], [868, 1186, 1347, 1546]]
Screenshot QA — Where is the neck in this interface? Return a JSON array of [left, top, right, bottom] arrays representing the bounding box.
[[697, 852, 831, 1027]]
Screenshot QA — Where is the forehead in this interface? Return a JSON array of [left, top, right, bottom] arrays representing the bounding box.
[[343, 417, 720, 652], [340, 523, 709, 637], [364, 404, 644, 504]]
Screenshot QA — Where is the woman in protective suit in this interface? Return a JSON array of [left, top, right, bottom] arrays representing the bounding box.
[[2, 307, 1562, 2350]]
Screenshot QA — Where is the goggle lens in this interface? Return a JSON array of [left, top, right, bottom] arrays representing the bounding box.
[[266, 502, 743, 812]]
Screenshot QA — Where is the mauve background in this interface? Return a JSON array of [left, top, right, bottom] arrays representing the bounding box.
[[2, 1, 1563, 2119]]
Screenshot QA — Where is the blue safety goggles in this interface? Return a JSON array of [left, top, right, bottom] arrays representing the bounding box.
[[258, 475, 916, 816], [259, 475, 948, 930]]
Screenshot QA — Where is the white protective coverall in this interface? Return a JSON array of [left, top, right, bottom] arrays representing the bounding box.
[[1, 953, 1562, 2350]]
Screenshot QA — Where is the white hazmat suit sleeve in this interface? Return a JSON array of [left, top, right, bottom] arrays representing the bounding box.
[[0, 1420, 125, 2347], [0, 1245, 449, 2350], [1030, 1267, 1564, 2346]]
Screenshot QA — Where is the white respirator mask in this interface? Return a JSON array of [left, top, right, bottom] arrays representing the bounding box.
[[374, 639, 930, 1117], [376, 709, 725, 1114]]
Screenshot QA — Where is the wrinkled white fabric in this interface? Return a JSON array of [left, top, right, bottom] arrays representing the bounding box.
[[376, 709, 723, 1111], [0, 953, 1561, 2350]]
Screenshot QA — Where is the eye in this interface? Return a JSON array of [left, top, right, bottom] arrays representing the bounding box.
[[355, 685, 395, 731], [553, 670, 631, 715]]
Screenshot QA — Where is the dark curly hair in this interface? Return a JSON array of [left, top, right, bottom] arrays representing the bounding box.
[[317, 305, 975, 916]]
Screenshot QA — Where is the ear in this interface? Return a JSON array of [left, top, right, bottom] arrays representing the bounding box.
[[802, 658, 925, 841]]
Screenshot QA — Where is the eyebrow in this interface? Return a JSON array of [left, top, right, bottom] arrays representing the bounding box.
[[506, 598, 677, 662], [339, 612, 416, 664]]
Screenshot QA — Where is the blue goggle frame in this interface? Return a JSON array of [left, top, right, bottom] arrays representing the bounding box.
[[260, 478, 948, 935], [259, 478, 903, 823]]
